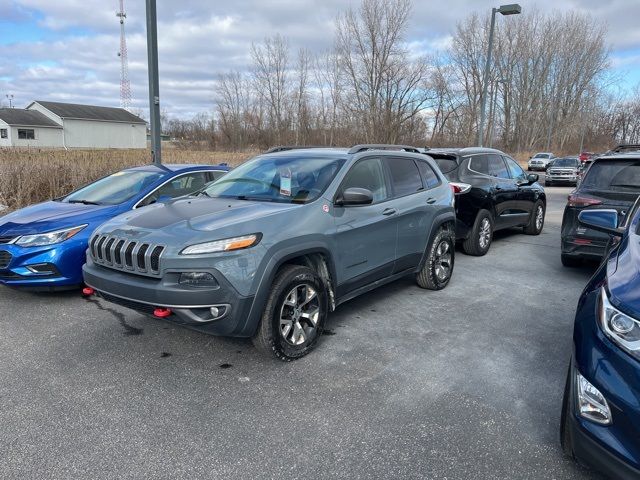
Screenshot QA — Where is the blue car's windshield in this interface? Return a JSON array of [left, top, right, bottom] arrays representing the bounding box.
[[203, 155, 346, 203], [63, 170, 164, 205]]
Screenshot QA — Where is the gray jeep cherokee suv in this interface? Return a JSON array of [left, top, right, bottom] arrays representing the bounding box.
[[83, 145, 456, 360]]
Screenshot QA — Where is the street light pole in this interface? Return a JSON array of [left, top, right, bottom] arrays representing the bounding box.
[[477, 4, 521, 148], [146, 0, 162, 166]]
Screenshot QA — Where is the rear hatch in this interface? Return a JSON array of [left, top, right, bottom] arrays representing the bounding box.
[[563, 158, 640, 244]]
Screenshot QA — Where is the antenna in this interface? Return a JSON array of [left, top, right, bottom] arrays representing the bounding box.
[[117, 0, 132, 110]]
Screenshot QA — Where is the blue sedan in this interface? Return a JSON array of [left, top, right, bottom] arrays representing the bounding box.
[[0, 164, 228, 290], [561, 199, 640, 479]]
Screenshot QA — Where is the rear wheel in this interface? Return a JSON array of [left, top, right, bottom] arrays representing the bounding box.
[[561, 254, 582, 268], [252, 265, 328, 361], [416, 226, 455, 290], [524, 200, 545, 235], [462, 210, 493, 256]]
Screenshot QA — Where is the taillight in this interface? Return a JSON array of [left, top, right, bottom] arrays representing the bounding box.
[[450, 182, 471, 194], [567, 194, 602, 208]]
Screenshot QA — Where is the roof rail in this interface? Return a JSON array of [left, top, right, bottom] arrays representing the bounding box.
[[611, 144, 640, 153], [347, 144, 422, 154], [264, 145, 329, 154]]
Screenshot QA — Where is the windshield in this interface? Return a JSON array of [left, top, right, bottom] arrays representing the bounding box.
[[203, 155, 346, 203], [551, 158, 579, 168], [63, 170, 164, 205], [581, 160, 640, 192], [534, 153, 550, 159]]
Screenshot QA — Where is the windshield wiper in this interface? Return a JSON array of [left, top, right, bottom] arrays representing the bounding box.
[[67, 199, 102, 205]]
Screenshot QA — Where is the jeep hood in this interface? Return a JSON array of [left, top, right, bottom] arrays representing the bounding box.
[[113, 196, 303, 233]]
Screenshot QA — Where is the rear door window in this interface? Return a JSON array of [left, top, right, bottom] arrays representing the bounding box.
[[416, 160, 441, 189], [468, 155, 491, 175], [581, 160, 640, 192], [386, 158, 423, 197]]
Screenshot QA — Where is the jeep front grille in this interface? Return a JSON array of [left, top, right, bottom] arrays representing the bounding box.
[[90, 234, 165, 276]]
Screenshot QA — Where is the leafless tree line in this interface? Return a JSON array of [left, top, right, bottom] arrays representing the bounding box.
[[165, 0, 638, 154]]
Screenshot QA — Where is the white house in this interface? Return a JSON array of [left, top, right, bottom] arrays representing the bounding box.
[[0, 101, 147, 149]]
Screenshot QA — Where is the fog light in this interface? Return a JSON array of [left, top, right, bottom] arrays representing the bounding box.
[[576, 371, 611, 425], [210, 307, 219, 317], [179, 272, 218, 287], [210, 305, 227, 319]]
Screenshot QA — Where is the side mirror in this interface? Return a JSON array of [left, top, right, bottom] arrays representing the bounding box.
[[578, 209, 624, 237], [337, 187, 373, 206], [527, 173, 539, 184]]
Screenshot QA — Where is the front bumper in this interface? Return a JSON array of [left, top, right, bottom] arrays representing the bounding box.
[[0, 240, 86, 289], [547, 175, 577, 184], [569, 288, 640, 478], [82, 257, 256, 337], [528, 163, 547, 171]]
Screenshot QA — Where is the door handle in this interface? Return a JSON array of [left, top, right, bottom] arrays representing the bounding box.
[[382, 208, 397, 216], [426, 198, 437, 204]]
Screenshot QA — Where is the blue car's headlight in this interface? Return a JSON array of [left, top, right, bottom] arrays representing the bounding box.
[[14, 224, 88, 247], [599, 287, 640, 360]]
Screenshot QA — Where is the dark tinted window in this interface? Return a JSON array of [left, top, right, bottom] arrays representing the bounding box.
[[140, 172, 211, 206], [387, 158, 423, 196], [469, 155, 490, 174], [341, 158, 388, 203], [488, 155, 510, 179], [416, 161, 441, 189], [209, 170, 227, 181], [581, 160, 640, 192], [434, 158, 459, 175]]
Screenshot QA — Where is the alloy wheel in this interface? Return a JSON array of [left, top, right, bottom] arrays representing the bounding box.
[[535, 205, 544, 231], [434, 240, 453, 282], [479, 218, 491, 249], [279, 284, 320, 346]]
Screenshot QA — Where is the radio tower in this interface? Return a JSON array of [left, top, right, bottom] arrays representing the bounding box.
[[117, 0, 132, 110]]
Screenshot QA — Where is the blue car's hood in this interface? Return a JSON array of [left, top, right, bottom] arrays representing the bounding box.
[[608, 233, 640, 319], [0, 201, 121, 236]]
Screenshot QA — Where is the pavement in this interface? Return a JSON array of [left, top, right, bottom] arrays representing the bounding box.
[[0, 181, 604, 479]]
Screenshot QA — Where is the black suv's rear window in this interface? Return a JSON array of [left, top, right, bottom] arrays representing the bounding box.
[[581, 159, 640, 192], [434, 158, 459, 174]]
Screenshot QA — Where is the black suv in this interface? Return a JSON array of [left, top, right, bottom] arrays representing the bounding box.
[[561, 148, 640, 267], [423, 147, 546, 255]]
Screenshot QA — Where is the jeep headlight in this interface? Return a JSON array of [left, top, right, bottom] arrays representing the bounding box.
[[15, 224, 88, 247], [180, 234, 261, 255], [599, 287, 640, 360]]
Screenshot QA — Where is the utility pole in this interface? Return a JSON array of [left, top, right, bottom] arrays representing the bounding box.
[[6, 94, 14, 108], [146, 0, 162, 166]]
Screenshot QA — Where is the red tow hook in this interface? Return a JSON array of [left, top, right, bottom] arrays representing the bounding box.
[[82, 287, 95, 296], [153, 308, 172, 318]]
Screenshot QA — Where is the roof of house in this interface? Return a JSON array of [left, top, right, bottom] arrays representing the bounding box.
[[0, 108, 63, 128], [31, 101, 146, 124]]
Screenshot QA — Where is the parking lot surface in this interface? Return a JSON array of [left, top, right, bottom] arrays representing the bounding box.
[[0, 183, 603, 479]]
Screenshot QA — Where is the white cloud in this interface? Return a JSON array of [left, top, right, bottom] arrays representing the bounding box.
[[1, 0, 638, 116]]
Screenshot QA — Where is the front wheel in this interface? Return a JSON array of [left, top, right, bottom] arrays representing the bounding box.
[[416, 226, 455, 290], [524, 200, 545, 235], [252, 265, 328, 361]]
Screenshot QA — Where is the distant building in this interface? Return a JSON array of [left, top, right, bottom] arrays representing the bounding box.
[[0, 101, 147, 149]]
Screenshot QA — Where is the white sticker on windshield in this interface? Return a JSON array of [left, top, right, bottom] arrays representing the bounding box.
[[280, 168, 292, 196]]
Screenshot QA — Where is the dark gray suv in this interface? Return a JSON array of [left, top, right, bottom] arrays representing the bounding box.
[[83, 145, 456, 360]]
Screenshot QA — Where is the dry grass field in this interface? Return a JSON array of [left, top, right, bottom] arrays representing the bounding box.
[[0, 148, 255, 212]]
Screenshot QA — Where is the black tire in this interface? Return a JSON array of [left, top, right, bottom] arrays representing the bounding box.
[[560, 365, 575, 459], [416, 226, 455, 290], [462, 209, 493, 256], [252, 265, 328, 361], [525, 200, 545, 235], [561, 254, 582, 268]]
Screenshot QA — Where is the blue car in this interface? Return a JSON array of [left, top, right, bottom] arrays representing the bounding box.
[[561, 198, 640, 479], [0, 164, 228, 290]]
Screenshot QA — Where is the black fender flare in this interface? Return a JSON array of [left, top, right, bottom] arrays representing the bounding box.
[[417, 210, 456, 272]]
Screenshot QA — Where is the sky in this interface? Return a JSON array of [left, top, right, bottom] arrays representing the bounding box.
[[1, 0, 639, 119]]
